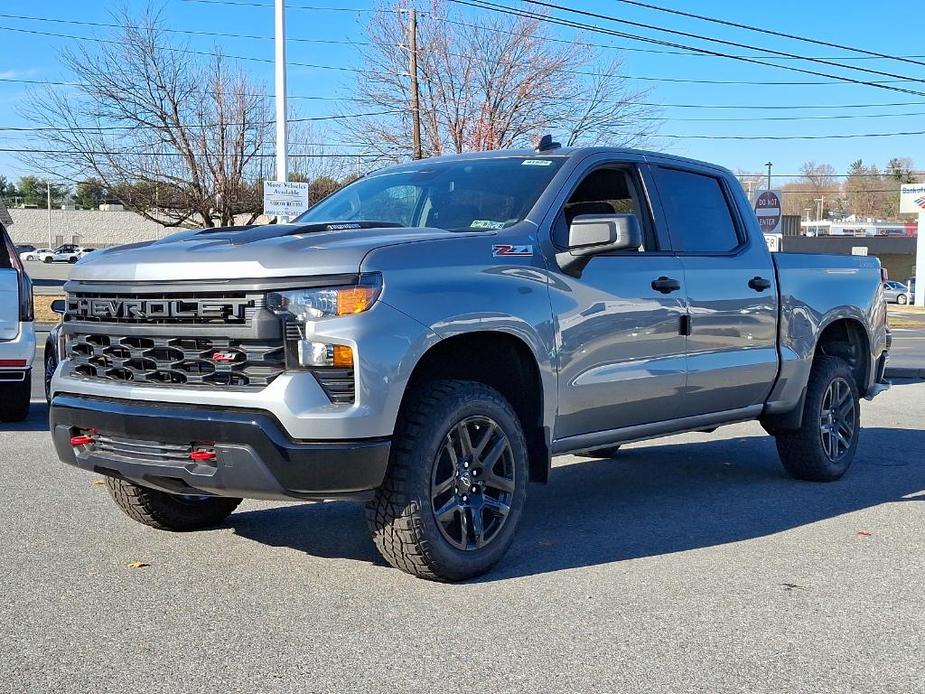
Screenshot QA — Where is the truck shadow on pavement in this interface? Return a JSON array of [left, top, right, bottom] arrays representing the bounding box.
[[228, 426, 925, 581]]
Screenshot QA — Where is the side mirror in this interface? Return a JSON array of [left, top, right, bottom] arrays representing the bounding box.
[[556, 214, 642, 277], [51, 299, 66, 315]]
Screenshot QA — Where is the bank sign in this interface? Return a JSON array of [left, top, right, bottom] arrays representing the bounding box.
[[900, 183, 925, 214]]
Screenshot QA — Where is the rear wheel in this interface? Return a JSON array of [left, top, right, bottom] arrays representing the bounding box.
[[43, 257, 52, 263], [897, 293, 908, 305], [25, 254, 34, 261], [775, 356, 859, 482], [0, 378, 30, 422], [106, 478, 241, 531], [367, 380, 528, 581]]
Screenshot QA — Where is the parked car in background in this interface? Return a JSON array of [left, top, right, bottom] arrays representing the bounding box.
[[883, 280, 912, 305], [0, 222, 36, 421], [15, 244, 36, 257], [44, 245, 86, 264], [23, 248, 55, 262]]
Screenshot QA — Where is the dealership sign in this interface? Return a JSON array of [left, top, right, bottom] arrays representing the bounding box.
[[264, 181, 310, 219], [900, 183, 925, 214]]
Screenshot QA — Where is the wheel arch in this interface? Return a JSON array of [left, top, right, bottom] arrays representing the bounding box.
[[397, 330, 552, 483]]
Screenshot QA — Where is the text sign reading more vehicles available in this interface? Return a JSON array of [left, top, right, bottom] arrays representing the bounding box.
[[264, 181, 310, 218], [753, 190, 783, 234], [900, 183, 925, 214]]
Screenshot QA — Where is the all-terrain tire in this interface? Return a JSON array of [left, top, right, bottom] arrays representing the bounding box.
[[106, 478, 241, 531], [576, 445, 621, 459], [775, 356, 860, 482], [0, 378, 31, 422], [366, 380, 529, 582]]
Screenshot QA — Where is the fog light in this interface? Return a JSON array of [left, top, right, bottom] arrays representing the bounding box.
[[296, 341, 354, 368], [297, 340, 332, 367]]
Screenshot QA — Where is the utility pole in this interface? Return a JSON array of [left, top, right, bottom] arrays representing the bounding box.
[[46, 181, 52, 249], [765, 162, 773, 191], [408, 9, 422, 160], [275, 0, 289, 220], [815, 196, 825, 222]]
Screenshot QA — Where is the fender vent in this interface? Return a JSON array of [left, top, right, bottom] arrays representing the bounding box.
[[312, 368, 355, 404]]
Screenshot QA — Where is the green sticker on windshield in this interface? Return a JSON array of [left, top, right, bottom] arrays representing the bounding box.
[[470, 220, 506, 229]]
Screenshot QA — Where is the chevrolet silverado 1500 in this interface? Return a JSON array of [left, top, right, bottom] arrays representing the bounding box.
[[50, 143, 890, 581]]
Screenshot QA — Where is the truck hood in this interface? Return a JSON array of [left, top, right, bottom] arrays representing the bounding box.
[[69, 222, 482, 282]]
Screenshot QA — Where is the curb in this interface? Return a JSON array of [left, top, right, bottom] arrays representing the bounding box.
[[885, 367, 925, 380]]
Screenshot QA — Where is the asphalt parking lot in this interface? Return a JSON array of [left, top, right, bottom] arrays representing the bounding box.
[[3, 369, 924, 693]]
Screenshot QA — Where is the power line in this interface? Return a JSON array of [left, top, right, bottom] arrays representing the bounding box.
[[8, 15, 925, 89], [448, 0, 925, 98], [510, 0, 925, 85], [0, 111, 401, 132], [0, 147, 380, 158], [180, 0, 401, 13], [612, 0, 925, 69], [0, 12, 369, 47], [6, 77, 925, 110]]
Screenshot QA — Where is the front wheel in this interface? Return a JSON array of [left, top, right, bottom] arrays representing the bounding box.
[[43, 257, 52, 263], [775, 356, 860, 482], [106, 478, 241, 531], [25, 254, 34, 261], [44, 351, 57, 403], [367, 380, 528, 581], [897, 294, 908, 305]]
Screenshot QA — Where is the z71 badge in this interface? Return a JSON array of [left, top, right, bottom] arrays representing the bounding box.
[[492, 244, 533, 257]]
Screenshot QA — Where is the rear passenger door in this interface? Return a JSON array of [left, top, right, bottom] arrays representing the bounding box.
[[650, 164, 779, 417]]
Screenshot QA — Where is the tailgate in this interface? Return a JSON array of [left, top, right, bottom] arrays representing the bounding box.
[[0, 269, 20, 340]]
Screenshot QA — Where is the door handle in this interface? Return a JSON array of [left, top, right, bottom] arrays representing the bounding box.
[[748, 276, 772, 292], [651, 276, 681, 294]]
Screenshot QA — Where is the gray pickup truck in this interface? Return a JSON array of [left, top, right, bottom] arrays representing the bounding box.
[[50, 143, 890, 581]]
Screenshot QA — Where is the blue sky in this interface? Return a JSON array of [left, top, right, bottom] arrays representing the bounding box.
[[1, 0, 924, 184]]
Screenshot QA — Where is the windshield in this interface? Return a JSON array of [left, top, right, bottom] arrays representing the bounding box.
[[294, 156, 565, 231]]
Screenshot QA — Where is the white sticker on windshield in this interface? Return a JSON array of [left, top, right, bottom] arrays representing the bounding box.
[[471, 220, 506, 229], [521, 159, 553, 166]]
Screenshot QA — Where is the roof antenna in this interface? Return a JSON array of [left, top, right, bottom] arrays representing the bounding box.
[[535, 134, 560, 152]]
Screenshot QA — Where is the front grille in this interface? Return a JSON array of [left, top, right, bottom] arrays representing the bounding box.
[[94, 435, 196, 464], [65, 291, 261, 325], [67, 333, 285, 388]]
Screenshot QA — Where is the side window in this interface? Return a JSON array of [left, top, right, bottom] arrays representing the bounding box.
[[554, 167, 653, 251], [653, 167, 741, 253]]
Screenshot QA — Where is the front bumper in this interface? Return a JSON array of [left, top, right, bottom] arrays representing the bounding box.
[[50, 395, 391, 501]]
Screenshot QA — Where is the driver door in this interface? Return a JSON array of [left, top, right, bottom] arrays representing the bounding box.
[[548, 159, 689, 440]]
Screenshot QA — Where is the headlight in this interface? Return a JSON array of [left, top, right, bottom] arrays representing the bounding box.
[[267, 273, 382, 322]]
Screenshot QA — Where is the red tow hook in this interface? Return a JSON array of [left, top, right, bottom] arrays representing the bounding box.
[[189, 449, 217, 462], [70, 434, 96, 446]]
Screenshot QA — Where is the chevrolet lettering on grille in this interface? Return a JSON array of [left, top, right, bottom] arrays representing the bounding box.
[[68, 298, 253, 322]]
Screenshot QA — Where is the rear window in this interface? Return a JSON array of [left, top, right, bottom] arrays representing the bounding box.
[[654, 168, 741, 253]]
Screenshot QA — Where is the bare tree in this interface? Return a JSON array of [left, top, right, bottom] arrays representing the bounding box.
[[22, 6, 270, 227], [340, 1, 658, 162], [780, 161, 840, 218]]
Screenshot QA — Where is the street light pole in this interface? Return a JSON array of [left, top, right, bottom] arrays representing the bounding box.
[[275, 0, 289, 220], [46, 181, 52, 249]]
